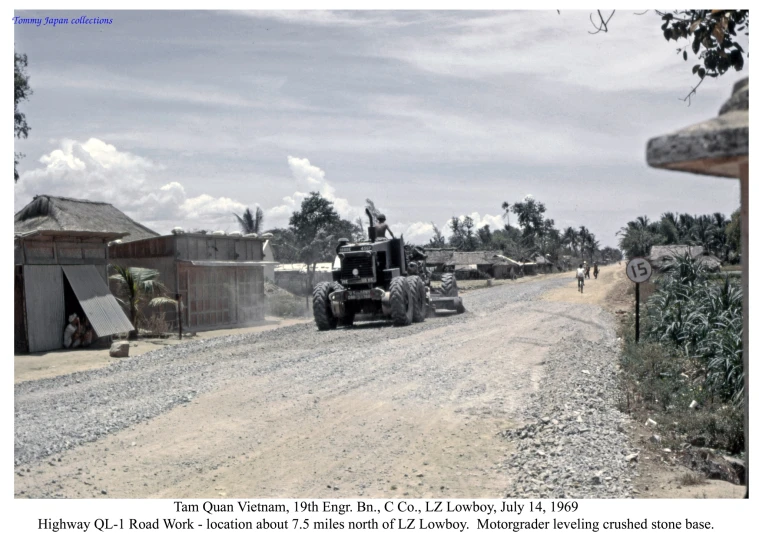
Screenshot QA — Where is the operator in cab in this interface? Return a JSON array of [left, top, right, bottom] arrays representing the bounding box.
[[375, 214, 395, 239]]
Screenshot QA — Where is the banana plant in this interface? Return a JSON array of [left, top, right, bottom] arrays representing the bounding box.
[[109, 265, 177, 337]]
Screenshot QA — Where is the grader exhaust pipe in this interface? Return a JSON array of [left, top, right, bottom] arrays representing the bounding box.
[[365, 207, 376, 243]]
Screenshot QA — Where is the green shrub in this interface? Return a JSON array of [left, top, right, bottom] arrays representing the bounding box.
[[644, 254, 743, 404], [617, 336, 743, 454]]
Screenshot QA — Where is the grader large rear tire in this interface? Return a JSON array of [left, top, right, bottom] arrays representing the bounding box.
[[441, 273, 459, 297], [389, 276, 414, 326], [313, 281, 342, 331], [407, 275, 426, 323]]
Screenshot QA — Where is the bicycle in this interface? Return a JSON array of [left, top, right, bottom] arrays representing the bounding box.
[[578, 277, 584, 293]]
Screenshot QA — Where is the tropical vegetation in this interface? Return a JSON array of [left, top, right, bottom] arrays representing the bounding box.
[[617, 210, 740, 262], [234, 207, 264, 235], [109, 265, 177, 337], [645, 255, 743, 404], [426, 195, 622, 266]]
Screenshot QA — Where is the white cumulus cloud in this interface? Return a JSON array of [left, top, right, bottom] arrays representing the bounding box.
[[264, 156, 365, 230], [15, 138, 247, 233]]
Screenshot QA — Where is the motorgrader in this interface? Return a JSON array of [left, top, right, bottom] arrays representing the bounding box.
[[312, 209, 464, 330]]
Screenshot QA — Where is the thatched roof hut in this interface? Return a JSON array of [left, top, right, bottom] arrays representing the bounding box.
[[424, 248, 456, 266], [15, 195, 158, 242], [648, 245, 705, 269], [449, 251, 505, 268]]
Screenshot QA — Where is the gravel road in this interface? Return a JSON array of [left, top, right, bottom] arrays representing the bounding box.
[[15, 274, 636, 498]]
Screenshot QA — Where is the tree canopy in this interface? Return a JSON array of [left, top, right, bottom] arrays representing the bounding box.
[[14, 51, 32, 182], [268, 192, 360, 267], [616, 210, 738, 262], [426, 195, 621, 266], [576, 9, 748, 103]]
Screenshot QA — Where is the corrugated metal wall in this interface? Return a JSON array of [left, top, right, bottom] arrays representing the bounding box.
[[174, 236, 263, 262], [24, 265, 65, 353], [176, 265, 265, 330], [14, 267, 27, 353], [236, 266, 265, 324]]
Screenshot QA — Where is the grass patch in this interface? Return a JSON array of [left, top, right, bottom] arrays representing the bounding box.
[[679, 472, 707, 486], [616, 319, 743, 454]]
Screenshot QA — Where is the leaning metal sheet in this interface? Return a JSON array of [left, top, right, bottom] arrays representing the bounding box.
[[62, 265, 134, 336]]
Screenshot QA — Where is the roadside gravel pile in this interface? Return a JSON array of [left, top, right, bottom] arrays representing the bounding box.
[[15, 277, 567, 467], [500, 309, 638, 499]]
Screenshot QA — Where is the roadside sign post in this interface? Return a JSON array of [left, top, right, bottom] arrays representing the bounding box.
[[626, 257, 652, 343], [176, 293, 183, 340]]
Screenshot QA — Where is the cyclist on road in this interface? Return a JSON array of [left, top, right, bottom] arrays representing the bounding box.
[[593, 262, 599, 279], [576, 264, 585, 292]]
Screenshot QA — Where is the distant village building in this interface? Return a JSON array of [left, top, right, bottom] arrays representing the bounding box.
[[532, 254, 554, 273], [274, 263, 333, 295], [424, 248, 457, 272], [110, 232, 276, 330], [14, 195, 143, 353], [424, 249, 521, 279]]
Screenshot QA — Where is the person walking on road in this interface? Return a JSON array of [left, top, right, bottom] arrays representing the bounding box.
[[576, 264, 585, 292]]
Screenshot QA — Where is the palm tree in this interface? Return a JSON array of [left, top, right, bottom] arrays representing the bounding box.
[[706, 212, 728, 260], [578, 226, 590, 260], [688, 215, 712, 252], [234, 207, 264, 234], [501, 201, 511, 228], [677, 213, 696, 237], [636, 215, 651, 230], [562, 226, 578, 255], [109, 266, 177, 338], [588, 236, 601, 262]]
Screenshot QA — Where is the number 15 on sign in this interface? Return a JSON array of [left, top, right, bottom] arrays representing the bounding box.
[[626, 258, 652, 283], [626, 257, 652, 343]]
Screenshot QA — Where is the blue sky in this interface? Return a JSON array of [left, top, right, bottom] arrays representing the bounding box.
[[13, 9, 746, 247]]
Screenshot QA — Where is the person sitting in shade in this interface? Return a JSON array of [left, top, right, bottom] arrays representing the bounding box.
[[63, 314, 79, 348], [80, 319, 94, 348]]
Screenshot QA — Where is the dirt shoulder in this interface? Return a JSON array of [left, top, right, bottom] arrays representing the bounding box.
[[540, 263, 630, 311], [14, 318, 310, 384]]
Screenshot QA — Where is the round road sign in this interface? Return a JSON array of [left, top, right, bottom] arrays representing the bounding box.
[[626, 257, 652, 283]]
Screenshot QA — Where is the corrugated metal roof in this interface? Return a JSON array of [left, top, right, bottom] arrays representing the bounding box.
[[275, 263, 333, 273], [449, 251, 506, 265], [495, 255, 521, 266], [62, 265, 135, 337], [178, 260, 278, 267]]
